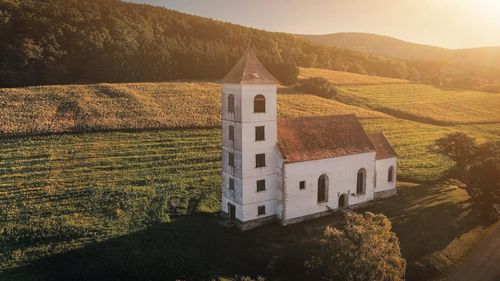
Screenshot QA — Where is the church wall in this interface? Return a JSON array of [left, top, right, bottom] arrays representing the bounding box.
[[221, 85, 242, 122], [221, 83, 281, 225], [282, 152, 376, 222], [374, 157, 397, 193], [241, 174, 278, 205], [241, 199, 277, 222], [222, 120, 242, 152]]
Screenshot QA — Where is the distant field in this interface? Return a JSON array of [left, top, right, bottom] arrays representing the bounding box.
[[299, 67, 409, 85], [277, 86, 499, 182], [337, 84, 500, 125], [0, 82, 220, 135], [1, 79, 499, 182]]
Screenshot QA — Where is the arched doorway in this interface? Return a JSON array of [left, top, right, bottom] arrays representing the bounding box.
[[338, 193, 348, 209]]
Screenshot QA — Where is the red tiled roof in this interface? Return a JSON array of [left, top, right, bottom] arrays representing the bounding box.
[[277, 114, 375, 163], [368, 132, 398, 160], [222, 48, 280, 85]]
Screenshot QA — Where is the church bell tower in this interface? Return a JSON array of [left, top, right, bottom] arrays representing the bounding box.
[[220, 48, 281, 230]]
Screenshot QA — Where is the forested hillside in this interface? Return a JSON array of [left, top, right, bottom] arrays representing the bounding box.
[[0, 0, 419, 87], [301, 33, 500, 86]]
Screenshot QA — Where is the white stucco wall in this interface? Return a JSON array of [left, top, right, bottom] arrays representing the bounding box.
[[374, 157, 397, 192], [282, 152, 376, 221], [221, 83, 281, 222]]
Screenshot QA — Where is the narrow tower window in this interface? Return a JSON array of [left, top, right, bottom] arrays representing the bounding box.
[[228, 94, 235, 113], [258, 205, 266, 216], [254, 95, 266, 113], [229, 125, 234, 141], [256, 179, 266, 191], [255, 126, 265, 141], [229, 178, 235, 191], [228, 152, 235, 167], [255, 153, 266, 167]]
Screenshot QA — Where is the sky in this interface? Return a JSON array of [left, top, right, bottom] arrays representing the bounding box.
[[126, 0, 500, 49]]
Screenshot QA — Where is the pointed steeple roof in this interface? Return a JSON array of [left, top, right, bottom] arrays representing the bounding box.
[[222, 48, 280, 85]]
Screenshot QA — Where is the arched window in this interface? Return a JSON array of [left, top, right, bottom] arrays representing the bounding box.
[[356, 168, 366, 194], [388, 166, 394, 182], [228, 94, 235, 113], [318, 174, 328, 203], [254, 95, 266, 113]]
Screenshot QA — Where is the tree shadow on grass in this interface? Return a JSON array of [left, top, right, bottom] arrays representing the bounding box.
[[0, 213, 343, 281], [364, 183, 496, 281], [1, 183, 494, 281]]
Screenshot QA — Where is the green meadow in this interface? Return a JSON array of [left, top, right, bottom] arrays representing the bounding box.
[[1, 68, 499, 280]]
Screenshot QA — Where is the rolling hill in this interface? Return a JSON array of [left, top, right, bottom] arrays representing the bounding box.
[[1, 67, 499, 182], [299, 32, 500, 70], [0, 0, 416, 87]]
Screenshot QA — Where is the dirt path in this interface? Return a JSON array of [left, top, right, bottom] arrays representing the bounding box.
[[447, 221, 500, 281]]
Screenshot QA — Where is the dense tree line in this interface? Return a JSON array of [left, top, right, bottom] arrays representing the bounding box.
[[0, 0, 421, 87]]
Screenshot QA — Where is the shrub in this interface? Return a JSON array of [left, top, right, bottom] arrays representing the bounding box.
[[482, 83, 500, 93], [266, 62, 299, 85], [429, 132, 477, 174], [306, 212, 406, 281], [297, 76, 338, 99]]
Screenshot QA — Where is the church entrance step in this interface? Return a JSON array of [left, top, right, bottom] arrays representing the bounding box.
[[218, 219, 236, 228]]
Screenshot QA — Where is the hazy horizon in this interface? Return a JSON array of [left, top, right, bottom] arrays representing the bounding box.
[[126, 0, 500, 49]]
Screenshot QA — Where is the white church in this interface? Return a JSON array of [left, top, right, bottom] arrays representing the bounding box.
[[221, 49, 398, 230]]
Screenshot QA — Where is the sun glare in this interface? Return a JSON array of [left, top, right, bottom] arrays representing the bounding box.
[[465, 0, 500, 22]]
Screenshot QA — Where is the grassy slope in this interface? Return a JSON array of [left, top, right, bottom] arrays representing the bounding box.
[[337, 84, 500, 125], [299, 67, 409, 85], [0, 83, 221, 135], [301, 67, 500, 125], [1, 68, 499, 279]]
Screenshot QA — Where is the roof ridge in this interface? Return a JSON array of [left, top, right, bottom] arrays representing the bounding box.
[[241, 49, 252, 82], [277, 114, 376, 163], [222, 48, 280, 85]]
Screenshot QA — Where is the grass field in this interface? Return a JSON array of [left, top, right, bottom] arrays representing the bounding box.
[[0, 82, 221, 135], [0, 130, 221, 271], [1, 181, 495, 281], [299, 67, 409, 85], [1, 67, 500, 280], [302, 67, 500, 125], [337, 84, 500, 125]]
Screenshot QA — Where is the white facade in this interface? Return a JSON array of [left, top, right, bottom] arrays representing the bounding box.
[[221, 84, 281, 224], [374, 158, 397, 198], [220, 50, 397, 230], [281, 152, 376, 222], [220, 80, 397, 229]]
